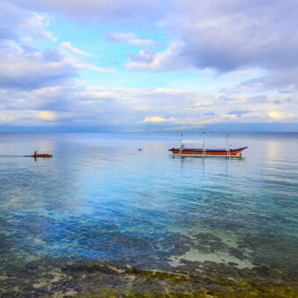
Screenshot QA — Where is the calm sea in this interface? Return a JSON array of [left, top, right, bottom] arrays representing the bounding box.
[[1, 132, 298, 297]]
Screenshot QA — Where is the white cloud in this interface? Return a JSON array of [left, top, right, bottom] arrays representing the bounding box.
[[103, 32, 160, 48], [37, 110, 57, 120], [0, 3, 117, 91], [227, 109, 251, 118], [237, 68, 298, 92], [126, 41, 191, 71], [60, 43, 118, 74], [10, 0, 171, 25], [61, 42, 92, 56], [142, 116, 170, 123], [19, 13, 56, 43], [1, 0, 298, 130], [1, 83, 297, 128], [0, 41, 117, 91], [0, 2, 55, 43], [0, 43, 78, 89], [4, 0, 298, 94], [9, 0, 298, 72]]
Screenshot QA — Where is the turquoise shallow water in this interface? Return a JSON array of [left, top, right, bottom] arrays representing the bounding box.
[[0, 132, 298, 296]]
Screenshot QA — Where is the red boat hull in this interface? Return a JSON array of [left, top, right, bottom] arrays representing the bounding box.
[[169, 147, 247, 156]]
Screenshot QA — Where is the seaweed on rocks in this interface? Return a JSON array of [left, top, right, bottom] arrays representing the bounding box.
[[1, 230, 298, 297], [1, 257, 298, 297], [192, 233, 227, 253], [228, 248, 248, 261]]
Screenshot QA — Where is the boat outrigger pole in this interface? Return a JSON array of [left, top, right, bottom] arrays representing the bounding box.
[[180, 133, 183, 154], [226, 134, 230, 156], [203, 131, 205, 156]]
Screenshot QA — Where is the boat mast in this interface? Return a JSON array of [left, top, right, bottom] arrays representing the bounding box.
[[203, 131, 205, 155], [226, 134, 230, 156], [180, 133, 183, 154]]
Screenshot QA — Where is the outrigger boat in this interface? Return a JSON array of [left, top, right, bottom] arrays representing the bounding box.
[[168, 132, 247, 156]]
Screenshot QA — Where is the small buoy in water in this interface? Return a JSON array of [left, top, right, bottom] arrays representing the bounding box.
[[139, 149, 142, 151]]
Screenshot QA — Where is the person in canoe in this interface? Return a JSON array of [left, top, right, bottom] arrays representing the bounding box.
[[25, 152, 52, 158]]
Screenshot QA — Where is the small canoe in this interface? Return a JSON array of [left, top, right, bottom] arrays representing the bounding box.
[[25, 154, 53, 158]]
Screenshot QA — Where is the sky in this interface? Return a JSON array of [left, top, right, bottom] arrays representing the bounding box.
[[0, 0, 298, 132]]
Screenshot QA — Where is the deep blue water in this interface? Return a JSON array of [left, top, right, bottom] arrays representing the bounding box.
[[1, 132, 298, 295]]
